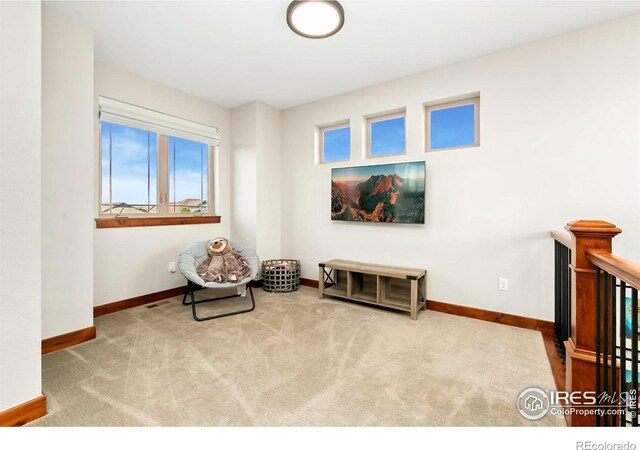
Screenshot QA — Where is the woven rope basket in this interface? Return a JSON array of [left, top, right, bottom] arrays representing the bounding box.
[[261, 259, 301, 292]]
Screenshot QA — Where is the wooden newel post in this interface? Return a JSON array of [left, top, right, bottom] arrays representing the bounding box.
[[564, 220, 621, 426]]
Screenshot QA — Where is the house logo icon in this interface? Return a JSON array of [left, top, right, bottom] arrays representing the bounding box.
[[517, 388, 550, 420]]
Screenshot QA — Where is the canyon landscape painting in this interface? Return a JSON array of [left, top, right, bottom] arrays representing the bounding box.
[[331, 161, 425, 224]]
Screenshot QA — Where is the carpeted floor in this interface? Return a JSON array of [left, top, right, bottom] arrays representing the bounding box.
[[31, 286, 564, 426]]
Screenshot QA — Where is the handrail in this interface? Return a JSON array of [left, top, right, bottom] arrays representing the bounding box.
[[550, 230, 572, 249], [587, 250, 640, 290], [555, 220, 639, 427]]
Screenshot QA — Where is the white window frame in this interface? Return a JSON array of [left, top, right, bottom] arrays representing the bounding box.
[[425, 96, 480, 152], [366, 110, 407, 158], [98, 97, 218, 218], [318, 122, 351, 164]]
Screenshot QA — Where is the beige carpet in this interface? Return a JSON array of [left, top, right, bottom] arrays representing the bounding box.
[[31, 286, 564, 426]]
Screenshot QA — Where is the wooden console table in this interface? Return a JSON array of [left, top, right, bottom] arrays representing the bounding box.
[[318, 259, 427, 320]]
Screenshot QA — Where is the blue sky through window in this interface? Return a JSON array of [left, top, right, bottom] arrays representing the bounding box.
[[101, 121, 157, 208], [169, 136, 208, 213], [323, 126, 350, 162], [370, 116, 405, 157], [101, 121, 209, 214], [430, 104, 475, 150]]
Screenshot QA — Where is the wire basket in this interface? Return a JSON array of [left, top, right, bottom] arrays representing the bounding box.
[[261, 259, 301, 293]]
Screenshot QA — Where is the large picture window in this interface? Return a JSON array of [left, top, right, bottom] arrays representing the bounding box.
[[168, 136, 209, 214], [97, 97, 219, 227], [101, 122, 158, 214]]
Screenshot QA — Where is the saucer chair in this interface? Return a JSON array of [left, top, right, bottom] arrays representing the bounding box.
[[178, 239, 259, 321]]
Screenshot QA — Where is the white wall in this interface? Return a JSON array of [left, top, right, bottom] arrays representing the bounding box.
[[230, 101, 282, 261], [0, 0, 42, 411], [256, 102, 282, 261], [281, 15, 640, 321], [94, 64, 231, 306], [230, 102, 258, 251], [41, 7, 94, 339]]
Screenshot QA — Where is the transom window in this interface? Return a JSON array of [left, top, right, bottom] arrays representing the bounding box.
[[367, 111, 406, 158], [426, 96, 479, 151], [98, 97, 218, 219], [319, 122, 350, 163]]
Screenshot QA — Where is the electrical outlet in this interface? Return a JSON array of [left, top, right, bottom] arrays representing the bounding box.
[[169, 261, 177, 273], [498, 277, 509, 291]]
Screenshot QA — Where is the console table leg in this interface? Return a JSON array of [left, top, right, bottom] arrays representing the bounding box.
[[421, 276, 427, 311], [318, 266, 325, 299], [410, 279, 418, 320]]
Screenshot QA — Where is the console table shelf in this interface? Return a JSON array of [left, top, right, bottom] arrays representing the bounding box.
[[318, 259, 427, 320]]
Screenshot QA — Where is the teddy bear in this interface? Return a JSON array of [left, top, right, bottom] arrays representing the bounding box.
[[196, 237, 252, 283]]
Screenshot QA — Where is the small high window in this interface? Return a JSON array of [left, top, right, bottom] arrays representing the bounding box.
[[320, 123, 350, 163], [367, 111, 406, 158], [426, 97, 479, 151]]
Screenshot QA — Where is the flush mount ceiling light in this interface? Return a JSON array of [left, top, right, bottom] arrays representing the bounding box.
[[287, 1, 345, 39]]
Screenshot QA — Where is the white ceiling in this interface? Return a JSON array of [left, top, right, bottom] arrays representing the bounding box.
[[47, 1, 640, 110]]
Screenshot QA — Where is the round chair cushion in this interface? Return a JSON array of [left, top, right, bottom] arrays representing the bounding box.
[[178, 239, 259, 288]]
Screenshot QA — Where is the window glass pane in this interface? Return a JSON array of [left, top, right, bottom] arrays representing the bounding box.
[[100, 121, 157, 214], [169, 136, 209, 214], [370, 116, 405, 157], [322, 126, 350, 162], [430, 103, 476, 150]]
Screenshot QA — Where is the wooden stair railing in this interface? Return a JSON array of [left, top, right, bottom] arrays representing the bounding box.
[[550, 229, 572, 364], [552, 220, 639, 427], [587, 250, 639, 427]]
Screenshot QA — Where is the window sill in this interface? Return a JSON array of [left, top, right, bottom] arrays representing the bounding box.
[[95, 216, 221, 229]]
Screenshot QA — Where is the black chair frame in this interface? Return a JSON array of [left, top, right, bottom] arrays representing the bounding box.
[[182, 280, 255, 321]]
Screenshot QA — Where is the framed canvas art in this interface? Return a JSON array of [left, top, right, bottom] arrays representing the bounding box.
[[331, 161, 425, 224]]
